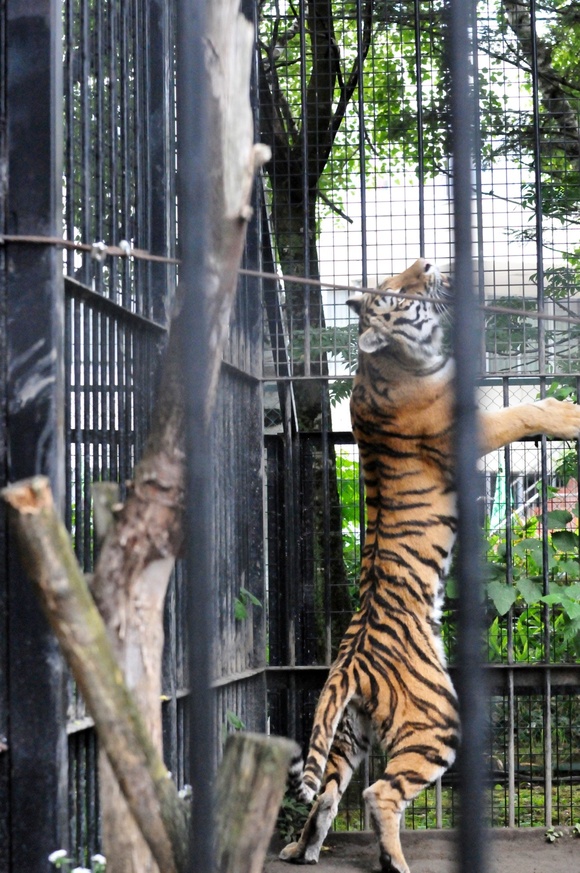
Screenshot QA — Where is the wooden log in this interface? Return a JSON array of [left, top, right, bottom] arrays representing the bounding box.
[[215, 733, 299, 873], [1, 476, 189, 873]]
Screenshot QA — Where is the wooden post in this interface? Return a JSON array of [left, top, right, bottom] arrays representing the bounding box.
[[215, 733, 299, 873]]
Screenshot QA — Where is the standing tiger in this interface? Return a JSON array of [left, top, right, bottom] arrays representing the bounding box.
[[280, 258, 580, 873]]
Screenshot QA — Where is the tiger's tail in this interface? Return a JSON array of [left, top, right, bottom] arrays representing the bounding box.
[[286, 749, 305, 797]]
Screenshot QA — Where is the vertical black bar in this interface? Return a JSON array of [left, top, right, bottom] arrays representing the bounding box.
[[529, 0, 546, 373], [108, 1, 119, 299], [0, 3, 7, 862], [321, 395, 332, 664], [503, 378, 516, 827], [147, 0, 176, 323], [298, 0, 311, 377], [448, 2, 487, 873], [470, 21, 487, 365], [119, 3, 131, 308], [528, 3, 553, 823], [4, 0, 68, 867], [413, 0, 425, 256], [176, 2, 214, 872], [81, 0, 91, 283], [63, 0, 75, 279], [356, 0, 368, 286]]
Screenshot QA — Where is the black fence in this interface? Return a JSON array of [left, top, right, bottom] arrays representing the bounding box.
[[1, 1, 580, 872], [0, 0, 266, 869]]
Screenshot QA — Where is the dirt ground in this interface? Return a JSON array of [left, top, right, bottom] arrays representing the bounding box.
[[264, 828, 579, 873]]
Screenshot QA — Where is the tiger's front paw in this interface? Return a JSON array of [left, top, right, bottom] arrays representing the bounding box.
[[279, 842, 318, 864], [538, 398, 580, 440]]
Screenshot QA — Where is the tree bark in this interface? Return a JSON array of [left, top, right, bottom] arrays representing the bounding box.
[[214, 733, 299, 873]]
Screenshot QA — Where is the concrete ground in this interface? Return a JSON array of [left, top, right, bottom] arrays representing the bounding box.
[[264, 828, 579, 873]]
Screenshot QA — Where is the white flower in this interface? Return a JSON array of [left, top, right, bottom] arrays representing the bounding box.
[[71, 867, 91, 873], [91, 856, 106, 865], [48, 850, 69, 864]]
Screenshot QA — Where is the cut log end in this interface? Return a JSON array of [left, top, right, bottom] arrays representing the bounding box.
[[215, 733, 300, 873], [2, 474, 53, 513]]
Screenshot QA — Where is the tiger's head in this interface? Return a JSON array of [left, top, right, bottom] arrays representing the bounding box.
[[347, 258, 451, 369]]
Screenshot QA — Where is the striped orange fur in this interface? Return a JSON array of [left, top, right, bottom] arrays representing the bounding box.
[[280, 259, 580, 873]]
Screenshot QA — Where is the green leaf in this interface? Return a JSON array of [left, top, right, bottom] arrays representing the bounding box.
[[516, 577, 543, 604], [541, 592, 563, 606], [555, 558, 580, 579], [487, 580, 517, 615], [234, 598, 248, 621], [513, 538, 545, 567], [551, 530, 579, 552], [225, 711, 246, 731], [240, 586, 263, 609], [546, 510, 573, 529], [563, 600, 580, 621]]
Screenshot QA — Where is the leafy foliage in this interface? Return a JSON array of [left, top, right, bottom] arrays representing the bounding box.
[[335, 441, 580, 662], [484, 509, 580, 662], [335, 451, 363, 610]]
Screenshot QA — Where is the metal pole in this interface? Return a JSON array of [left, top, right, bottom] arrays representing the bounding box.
[[175, 2, 214, 872], [4, 0, 69, 865], [448, 2, 487, 873]]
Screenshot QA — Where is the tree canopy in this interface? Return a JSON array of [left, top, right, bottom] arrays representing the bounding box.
[[258, 0, 580, 375]]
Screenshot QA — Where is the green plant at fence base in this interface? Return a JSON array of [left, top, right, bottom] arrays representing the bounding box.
[[234, 586, 262, 621], [276, 794, 311, 844]]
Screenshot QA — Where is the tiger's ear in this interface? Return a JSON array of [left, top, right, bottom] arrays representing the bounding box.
[[346, 295, 363, 314], [358, 326, 389, 354]]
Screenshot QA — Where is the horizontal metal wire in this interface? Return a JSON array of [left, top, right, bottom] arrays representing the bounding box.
[[4, 233, 580, 328], [1, 233, 179, 265]]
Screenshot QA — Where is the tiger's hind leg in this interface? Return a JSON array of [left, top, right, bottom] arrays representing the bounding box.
[[364, 733, 458, 873], [279, 705, 371, 865]]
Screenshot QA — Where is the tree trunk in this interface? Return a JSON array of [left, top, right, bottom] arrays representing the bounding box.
[[259, 27, 354, 652], [503, 0, 580, 167]]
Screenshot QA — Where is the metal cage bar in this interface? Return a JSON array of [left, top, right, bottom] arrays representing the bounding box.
[[2, 1, 68, 867]]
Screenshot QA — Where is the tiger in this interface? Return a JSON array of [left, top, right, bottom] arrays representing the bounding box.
[[279, 258, 580, 873]]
